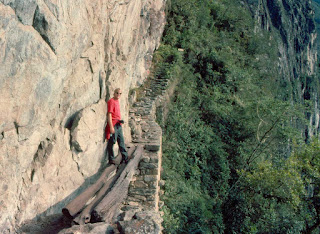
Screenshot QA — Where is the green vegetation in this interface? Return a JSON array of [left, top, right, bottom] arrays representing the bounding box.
[[153, 0, 320, 233]]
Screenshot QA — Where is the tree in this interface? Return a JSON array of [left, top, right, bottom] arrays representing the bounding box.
[[240, 138, 320, 233]]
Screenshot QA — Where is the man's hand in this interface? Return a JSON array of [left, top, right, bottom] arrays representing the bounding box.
[[110, 126, 115, 134]]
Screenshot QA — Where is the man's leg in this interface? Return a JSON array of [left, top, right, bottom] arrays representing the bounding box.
[[107, 133, 116, 161], [116, 125, 128, 161]]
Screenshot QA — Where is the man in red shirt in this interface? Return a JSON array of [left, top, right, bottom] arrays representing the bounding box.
[[106, 88, 129, 164]]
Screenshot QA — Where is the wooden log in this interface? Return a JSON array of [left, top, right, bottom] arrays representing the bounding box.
[[91, 145, 144, 223], [74, 146, 137, 224], [61, 152, 124, 218], [74, 163, 127, 224], [61, 163, 117, 218]]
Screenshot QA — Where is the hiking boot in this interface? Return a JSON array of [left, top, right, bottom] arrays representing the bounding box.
[[109, 159, 116, 165], [122, 155, 132, 164]]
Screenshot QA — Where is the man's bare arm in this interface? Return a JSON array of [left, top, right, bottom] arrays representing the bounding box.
[[107, 112, 115, 134]]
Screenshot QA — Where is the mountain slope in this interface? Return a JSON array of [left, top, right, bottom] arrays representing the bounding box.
[[158, 0, 319, 232]]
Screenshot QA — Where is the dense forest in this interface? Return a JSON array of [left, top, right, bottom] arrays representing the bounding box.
[[153, 0, 320, 233]]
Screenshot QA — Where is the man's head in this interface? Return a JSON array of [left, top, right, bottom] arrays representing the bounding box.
[[113, 88, 122, 100]]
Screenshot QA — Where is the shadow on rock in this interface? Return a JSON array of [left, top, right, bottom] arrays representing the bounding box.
[[17, 149, 111, 234], [17, 214, 71, 234]]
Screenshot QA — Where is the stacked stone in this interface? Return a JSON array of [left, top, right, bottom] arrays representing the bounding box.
[[117, 75, 171, 232]]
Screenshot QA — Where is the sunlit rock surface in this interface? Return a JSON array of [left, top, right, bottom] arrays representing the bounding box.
[[0, 0, 165, 231]]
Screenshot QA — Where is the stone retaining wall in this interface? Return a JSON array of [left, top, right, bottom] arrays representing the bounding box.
[[116, 75, 171, 232]]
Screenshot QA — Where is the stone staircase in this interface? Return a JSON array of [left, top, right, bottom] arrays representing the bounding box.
[[116, 75, 171, 232]]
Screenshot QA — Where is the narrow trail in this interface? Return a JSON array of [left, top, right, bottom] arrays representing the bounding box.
[[18, 73, 171, 233]]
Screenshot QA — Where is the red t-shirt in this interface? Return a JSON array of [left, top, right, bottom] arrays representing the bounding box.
[[106, 98, 121, 140]]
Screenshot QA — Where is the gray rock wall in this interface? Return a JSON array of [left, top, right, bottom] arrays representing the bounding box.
[[249, 0, 316, 78], [246, 0, 318, 139], [0, 0, 165, 231]]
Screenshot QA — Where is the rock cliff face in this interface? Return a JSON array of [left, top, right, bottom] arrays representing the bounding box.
[[0, 0, 165, 231], [312, 0, 320, 55], [246, 0, 318, 139]]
